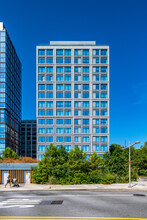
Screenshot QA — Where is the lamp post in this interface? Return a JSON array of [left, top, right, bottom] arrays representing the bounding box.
[[123, 141, 140, 188]]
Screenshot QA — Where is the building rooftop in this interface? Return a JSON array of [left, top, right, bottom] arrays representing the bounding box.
[[0, 163, 38, 170], [50, 41, 96, 46]]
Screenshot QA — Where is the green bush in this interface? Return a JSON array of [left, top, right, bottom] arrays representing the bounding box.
[[32, 143, 147, 185]]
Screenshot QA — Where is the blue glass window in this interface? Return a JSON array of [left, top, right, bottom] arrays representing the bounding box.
[[65, 84, 71, 90], [83, 127, 89, 133], [65, 58, 71, 64], [46, 75, 53, 81], [38, 137, 45, 142], [83, 75, 89, 81], [47, 50, 53, 56], [83, 119, 89, 125], [93, 101, 99, 107], [74, 119, 78, 125], [38, 128, 45, 134], [101, 67, 107, 73], [101, 136, 107, 142], [46, 119, 53, 124], [46, 92, 53, 98], [46, 58, 53, 64], [56, 50, 63, 55], [101, 75, 107, 81], [46, 110, 53, 116], [83, 137, 89, 142], [94, 110, 99, 116], [75, 50, 81, 56], [94, 136, 99, 142], [57, 137, 63, 142], [56, 84, 63, 90], [38, 58, 45, 64], [46, 128, 53, 133], [101, 110, 107, 116], [38, 84, 45, 90], [65, 145, 71, 151], [93, 67, 99, 73], [65, 67, 71, 73], [38, 75, 45, 81], [57, 119, 63, 124], [56, 92, 63, 98], [65, 136, 71, 142], [56, 58, 63, 64], [46, 84, 53, 90], [101, 127, 107, 133], [56, 110, 63, 116], [93, 58, 99, 64], [74, 85, 78, 90], [38, 145, 45, 152], [83, 58, 89, 63], [83, 92, 89, 98], [38, 155, 43, 160], [65, 75, 71, 81], [38, 50, 45, 56], [46, 67, 53, 73], [38, 110, 45, 116], [93, 49, 99, 55], [65, 50, 71, 56], [101, 84, 107, 90], [83, 102, 89, 107], [101, 119, 107, 125], [65, 119, 71, 124], [38, 92, 45, 98], [56, 67, 63, 73], [101, 145, 107, 151], [38, 119, 45, 125], [95, 119, 99, 125], [95, 128, 99, 133], [101, 101, 107, 107], [101, 93, 107, 98], [65, 128, 71, 133], [38, 67, 45, 73], [83, 50, 89, 55], [56, 128, 63, 134], [83, 67, 89, 73], [101, 58, 107, 64], [56, 101, 63, 107], [101, 50, 107, 55], [46, 136, 53, 142], [38, 101, 45, 107], [56, 75, 63, 81], [65, 110, 71, 116], [46, 102, 53, 107], [65, 101, 71, 107], [65, 92, 71, 98], [83, 110, 89, 116], [83, 145, 89, 151], [83, 84, 89, 90]]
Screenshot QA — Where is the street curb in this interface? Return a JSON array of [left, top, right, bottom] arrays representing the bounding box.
[[0, 188, 147, 193]]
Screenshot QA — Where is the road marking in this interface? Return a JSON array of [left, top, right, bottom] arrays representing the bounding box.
[[0, 199, 41, 209]]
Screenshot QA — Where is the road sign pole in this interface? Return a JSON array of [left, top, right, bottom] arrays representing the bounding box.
[[128, 141, 131, 188]]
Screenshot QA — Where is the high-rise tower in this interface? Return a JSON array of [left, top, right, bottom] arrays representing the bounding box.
[[36, 41, 109, 160], [0, 22, 21, 155]]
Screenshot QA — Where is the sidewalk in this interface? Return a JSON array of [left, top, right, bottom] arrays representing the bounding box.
[[0, 179, 147, 192]]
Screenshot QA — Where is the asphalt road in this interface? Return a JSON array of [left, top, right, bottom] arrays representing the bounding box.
[[0, 191, 147, 219]]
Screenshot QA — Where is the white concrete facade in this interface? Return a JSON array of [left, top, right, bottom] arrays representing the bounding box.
[[36, 41, 109, 160]]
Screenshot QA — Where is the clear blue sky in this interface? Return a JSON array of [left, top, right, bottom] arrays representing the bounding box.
[[0, 0, 146, 148]]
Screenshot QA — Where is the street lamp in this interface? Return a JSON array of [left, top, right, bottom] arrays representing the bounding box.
[[123, 141, 140, 188]]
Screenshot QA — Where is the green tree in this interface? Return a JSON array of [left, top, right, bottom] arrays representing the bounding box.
[[2, 147, 19, 159]]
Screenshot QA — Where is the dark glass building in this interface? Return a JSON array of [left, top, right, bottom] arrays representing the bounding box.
[[0, 22, 21, 155], [20, 120, 36, 158]]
